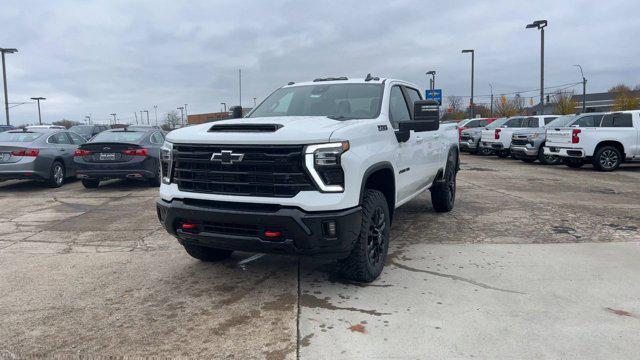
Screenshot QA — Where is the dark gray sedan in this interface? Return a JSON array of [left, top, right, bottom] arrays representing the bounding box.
[[0, 128, 86, 187], [73, 129, 165, 188]]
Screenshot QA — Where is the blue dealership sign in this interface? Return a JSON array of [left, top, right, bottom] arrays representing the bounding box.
[[425, 89, 442, 104]]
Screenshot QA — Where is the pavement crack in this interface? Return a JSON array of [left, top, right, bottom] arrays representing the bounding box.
[[389, 260, 526, 295]]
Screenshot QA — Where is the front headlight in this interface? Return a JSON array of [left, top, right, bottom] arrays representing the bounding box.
[[304, 141, 349, 192], [530, 133, 540, 140], [160, 141, 173, 184]]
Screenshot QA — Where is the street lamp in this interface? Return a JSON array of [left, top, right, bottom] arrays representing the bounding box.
[[30, 97, 46, 125], [153, 105, 158, 125], [526, 20, 548, 108], [426, 70, 436, 91], [573, 65, 587, 113], [177, 106, 184, 126], [110, 113, 117, 125], [489, 84, 494, 117], [220, 102, 227, 113], [85, 115, 91, 124], [1, 47, 18, 126], [253, 97, 257, 107], [461, 49, 475, 118], [143, 110, 149, 124]]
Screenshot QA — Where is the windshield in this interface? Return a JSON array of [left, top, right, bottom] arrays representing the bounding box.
[[248, 84, 384, 119], [0, 131, 43, 142], [485, 118, 508, 129], [69, 125, 93, 136], [545, 115, 577, 127], [90, 131, 146, 143]]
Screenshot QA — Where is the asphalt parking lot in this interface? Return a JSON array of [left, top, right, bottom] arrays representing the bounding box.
[[1, 155, 639, 359]]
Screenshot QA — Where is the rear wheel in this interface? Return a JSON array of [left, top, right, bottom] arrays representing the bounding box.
[[46, 161, 65, 188], [82, 179, 100, 188], [149, 161, 162, 187], [593, 146, 621, 172], [338, 189, 390, 283], [183, 243, 233, 262], [431, 150, 457, 213], [565, 158, 585, 168]]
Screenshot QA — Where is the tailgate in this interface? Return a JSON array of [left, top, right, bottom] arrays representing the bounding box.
[[480, 130, 494, 142], [545, 128, 574, 145]]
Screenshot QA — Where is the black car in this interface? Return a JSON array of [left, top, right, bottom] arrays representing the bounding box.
[[0, 125, 16, 132], [73, 129, 165, 188], [69, 124, 109, 140]]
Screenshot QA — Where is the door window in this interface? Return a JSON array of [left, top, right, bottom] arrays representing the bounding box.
[[68, 132, 86, 145], [600, 113, 633, 127], [389, 86, 411, 129], [404, 87, 422, 119], [504, 117, 524, 127], [150, 132, 164, 144], [48, 132, 71, 144], [573, 115, 601, 127], [544, 117, 557, 124]]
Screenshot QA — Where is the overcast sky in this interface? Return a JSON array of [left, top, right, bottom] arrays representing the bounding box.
[[1, 0, 639, 125]]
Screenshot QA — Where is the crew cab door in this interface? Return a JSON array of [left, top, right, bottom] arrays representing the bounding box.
[[599, 112, 637, 159], [388, 85, 427, 201]]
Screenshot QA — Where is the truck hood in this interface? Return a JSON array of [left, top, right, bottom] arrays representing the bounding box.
[[166, 116, 356, 145]]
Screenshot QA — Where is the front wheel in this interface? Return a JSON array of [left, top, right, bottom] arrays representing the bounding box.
[[47, 161, 65, 188], [538, 147, 561, 165], [338, 189, 390, 283], [593, 146, 621, 172], [431, 150, 457, 213], [183, 243, 233, 262]]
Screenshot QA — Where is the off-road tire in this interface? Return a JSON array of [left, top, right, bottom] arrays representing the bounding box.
[[47, 161, 65, 188], [565, 158, 585, 168], [338, 189, 390, 283], [183, 243, 233, 262], [82, 179, 100, 188], [592, 145, 621, 172], [431, 150, 457, 213]]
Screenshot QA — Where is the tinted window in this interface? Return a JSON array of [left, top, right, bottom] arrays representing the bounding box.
[[68, 132, 86, 145], [600, 113, 633, 127], [49, 132, 71, 144], [69, 125, 93, 137], [91, 131, 146, 143], [573, 115, 601, 127], [249, 84, 384, 119], [150, 132, 164, 144], [389, 86, 411, 129], [479, 120, 489, 127], [504, 117, 524, 127], [404, 87, 422, 119], [544, 117, 557, 124], [465, 120, 481, 128], [0, 131, 42, 142]]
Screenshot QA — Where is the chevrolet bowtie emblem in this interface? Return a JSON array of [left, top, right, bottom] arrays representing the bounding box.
[[210, 150, 244, 164]]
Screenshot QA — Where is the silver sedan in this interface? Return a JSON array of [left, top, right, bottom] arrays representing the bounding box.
[[0, 128, 86, 187]]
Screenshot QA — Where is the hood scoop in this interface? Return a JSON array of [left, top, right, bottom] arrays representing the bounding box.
[[208, 123, 283, 133]]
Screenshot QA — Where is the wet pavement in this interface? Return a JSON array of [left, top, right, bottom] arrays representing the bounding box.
[[1, 155, 639, 359]]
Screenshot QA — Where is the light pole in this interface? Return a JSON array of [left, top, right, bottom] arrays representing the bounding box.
[[184, 104, 188, 124], [30, 97, 46, 125], [177, 106, 184, 126], [526, 20, 548, 108], [253, 97, 257, 107], [143, 110, 149, 124], [461, 49, 475, 118], [140, 110, 144, 125], [489, 84, 494, 117], [110, 113, 116, 125], [221, 102, 227, 113], [1, 48, 18, 126], [426, 70, 436, 91], [153, 105, 158, 125], [85, 115, 91, 124], [574, 64, 587, 113]]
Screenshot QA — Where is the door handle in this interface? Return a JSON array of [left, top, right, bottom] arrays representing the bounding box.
[[416, 136, 424, 143], [433, 133, 440, 139]]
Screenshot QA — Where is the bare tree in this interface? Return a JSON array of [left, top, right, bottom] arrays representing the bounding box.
[[52, 119, 82, 129], [608, 84, 632, 93], [163, 110, 181, 130], [493, 96, 522, 117], [446, 95, 463, 113], [551, 91, 577, 115]]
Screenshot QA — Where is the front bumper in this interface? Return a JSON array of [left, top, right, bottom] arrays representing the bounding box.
[[459, 139, 478, 151], [543, 146, 585, 158], [156, 198, 362, 258], [510, 145, 538, 158]]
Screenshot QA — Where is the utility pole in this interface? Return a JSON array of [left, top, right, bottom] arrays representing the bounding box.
[[184, 104, 188, 124], [110, 113, 116, 125], [177, 106, 184, 126], [461, 49, 475, 118], [134, 112, 138, 124], [426, 71, 436, 91], [526, 20, 548, 108], [489, 84, 494, 117], [221, 102, 227, 113], [143, 110, 149, 124], [253, 97, 257, 107], [140, 110, 144, 125], [1, 48, 18, 126], [154, 105, 158, 125], [238, 69, 242, 108], [30, 97, 46, 125], [574, 65, 587, 113]]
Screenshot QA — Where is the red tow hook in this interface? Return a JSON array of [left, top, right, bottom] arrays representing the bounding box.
[[180, 222, 199, 232], [264, 230, 282, 238]]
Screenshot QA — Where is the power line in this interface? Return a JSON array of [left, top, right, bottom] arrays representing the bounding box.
[[447, 81, 582, 98]]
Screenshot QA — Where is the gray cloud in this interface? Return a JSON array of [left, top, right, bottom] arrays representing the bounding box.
[[1, 0, 639, 125]]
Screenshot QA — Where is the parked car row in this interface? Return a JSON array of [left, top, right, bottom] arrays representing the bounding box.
[[0, 127, 166, 188], [459, 110, 640, 171]]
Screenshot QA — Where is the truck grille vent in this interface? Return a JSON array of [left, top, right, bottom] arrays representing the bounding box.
[[511, 138, 529, 146], [172, 144, 315, 197]]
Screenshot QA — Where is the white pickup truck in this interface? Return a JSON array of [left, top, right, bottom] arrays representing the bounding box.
[[156, 76, 459, 282], [544, 110, 640, 171], [480, 115, 558, 157]]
